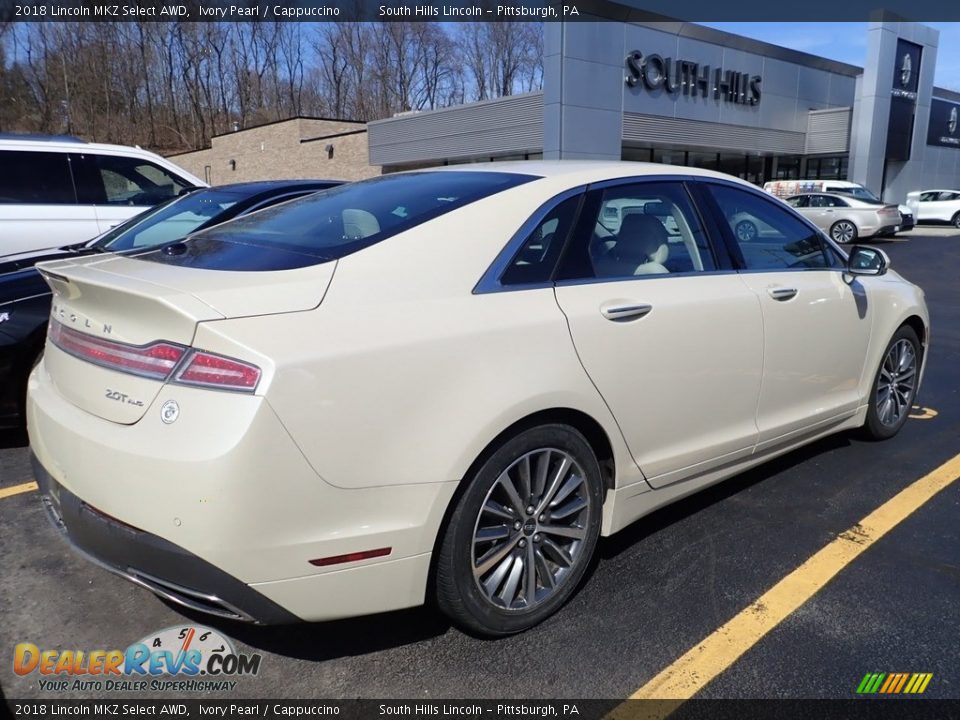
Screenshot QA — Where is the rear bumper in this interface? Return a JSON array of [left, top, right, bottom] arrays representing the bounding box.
[[32, 452, 297, 624], [26, 358, 457, 623], [869, 223, 901, 237]]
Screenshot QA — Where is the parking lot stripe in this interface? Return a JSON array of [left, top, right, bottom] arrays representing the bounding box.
[[619, 452, 960, 704], [0, 481, 38, 500]]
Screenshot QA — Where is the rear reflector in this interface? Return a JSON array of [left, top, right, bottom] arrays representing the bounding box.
[[49, 320, 186, 381], [308, 547, 392, 567], [174, 351, 261, 392]]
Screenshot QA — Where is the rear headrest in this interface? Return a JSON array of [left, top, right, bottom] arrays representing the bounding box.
[[617, 214, 669, 265], [643, 201, 668, 215], [342, 209, 380, 239]]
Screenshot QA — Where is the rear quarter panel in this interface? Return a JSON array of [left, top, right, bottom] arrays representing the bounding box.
[[192, 183, 639, 492]]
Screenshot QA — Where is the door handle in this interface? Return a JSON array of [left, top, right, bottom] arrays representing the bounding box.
[[600, 303, 653, 321], [768, 287, 798, 301]]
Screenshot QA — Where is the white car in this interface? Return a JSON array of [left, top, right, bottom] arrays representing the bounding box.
[[782, 193, 902, 243], [906, 189, 960, 228], [765, 179, 914, 233], [0, 134, 206, 255], [28, 162, 929, 636]]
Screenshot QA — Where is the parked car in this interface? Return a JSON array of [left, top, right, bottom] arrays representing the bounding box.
[[0, 180, 338, 430], [905, 189, 960, 227], [0, 133, 206, 256], [781, 193, 902, 243], [765, 179, 914, 233], [27, 162, 928, 636]]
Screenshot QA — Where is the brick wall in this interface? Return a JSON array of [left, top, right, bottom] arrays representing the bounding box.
[[167, 118, 381, 185]]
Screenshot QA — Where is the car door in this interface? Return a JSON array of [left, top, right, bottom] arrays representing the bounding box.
[[935, 191, 960, 223], [703, 182, 873, 450], [0, 150, 99, 253], [803, 194, 834, 230], [917, 191, 958, 222], [552, 179, 763, 488]]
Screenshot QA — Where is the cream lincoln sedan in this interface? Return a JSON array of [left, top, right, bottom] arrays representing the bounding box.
[[28, 162, 928, 636]]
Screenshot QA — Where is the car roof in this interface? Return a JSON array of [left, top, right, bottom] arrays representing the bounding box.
[[417, 160, 757, 188]]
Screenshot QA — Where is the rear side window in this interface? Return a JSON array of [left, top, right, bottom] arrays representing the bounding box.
[[0, 150, 76, 204], [162, 172, 536, 268], [95, 155, 190, 206], [500, 195, 582, 286]]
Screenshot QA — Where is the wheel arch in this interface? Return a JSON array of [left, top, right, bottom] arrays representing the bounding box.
[[901, 314, 927, 350], [424, 406, 615, 611]]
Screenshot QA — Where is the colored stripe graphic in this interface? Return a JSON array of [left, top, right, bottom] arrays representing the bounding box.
[[857, 673, 932, 694]]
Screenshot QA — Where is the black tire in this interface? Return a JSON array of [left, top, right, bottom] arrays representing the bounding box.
[[830, 220, 858, 244], [735, 220, 758, 242], [952, 212, 960, 229], [435, 424, 603, 636], [862, 325, 921, 440]]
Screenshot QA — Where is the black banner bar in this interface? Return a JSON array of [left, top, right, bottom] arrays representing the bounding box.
[[6, 700, 960, 720], [6, 0, 960, 22]]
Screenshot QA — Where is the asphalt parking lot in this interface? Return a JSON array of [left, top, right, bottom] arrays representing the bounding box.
[[1, 228, 958, 704]]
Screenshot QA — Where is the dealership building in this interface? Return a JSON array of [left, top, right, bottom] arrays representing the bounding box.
[[365, 11, 960, 203]]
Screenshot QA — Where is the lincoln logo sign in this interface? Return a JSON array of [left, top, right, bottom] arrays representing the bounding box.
[[625, 50, 761, 105], [950, 107, 958, 135], [900, 53, 912, 88]]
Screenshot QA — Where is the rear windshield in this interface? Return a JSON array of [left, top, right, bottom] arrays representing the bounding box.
[[148, 171, 535, 269], [835, 186, 882, 204]]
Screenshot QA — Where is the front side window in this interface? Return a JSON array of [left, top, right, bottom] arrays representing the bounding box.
[[0, 150, 75, 205], [785, 195, 809, 208], [559, 182, 717, 281], [708, 184, 831, 271]]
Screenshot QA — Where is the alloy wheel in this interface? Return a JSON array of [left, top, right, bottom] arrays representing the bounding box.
[[736, 220, 758, 242], [876, 338, 917, 427], [471, 448, 591, 611], [831, 221, 856, 243]]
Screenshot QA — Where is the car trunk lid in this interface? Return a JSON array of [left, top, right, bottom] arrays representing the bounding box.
[[37, 254, 334, 424]]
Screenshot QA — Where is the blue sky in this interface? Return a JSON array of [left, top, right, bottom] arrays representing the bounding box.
[[703, 23, 960, 91]]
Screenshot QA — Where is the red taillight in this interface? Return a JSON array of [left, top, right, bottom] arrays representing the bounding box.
[[174, 350, 260, 391], [174, 351, 261, 392], [48, 319, 261, 393], [49, 320, 186, 381]]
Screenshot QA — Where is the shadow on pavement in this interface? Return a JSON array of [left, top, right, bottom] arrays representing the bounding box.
[[599, 432, 854, 560]]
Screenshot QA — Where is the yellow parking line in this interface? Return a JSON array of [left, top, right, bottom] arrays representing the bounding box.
[[0, 481, 38, 500], [610, 452, 960, 709]]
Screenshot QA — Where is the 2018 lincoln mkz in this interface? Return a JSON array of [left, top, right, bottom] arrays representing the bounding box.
[[27, 162, 929, 636]]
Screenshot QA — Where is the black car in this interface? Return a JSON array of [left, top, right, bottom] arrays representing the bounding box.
[[0, 179, 340, 429]]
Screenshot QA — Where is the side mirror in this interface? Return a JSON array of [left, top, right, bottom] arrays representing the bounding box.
[[845, 245, 889, 279]]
